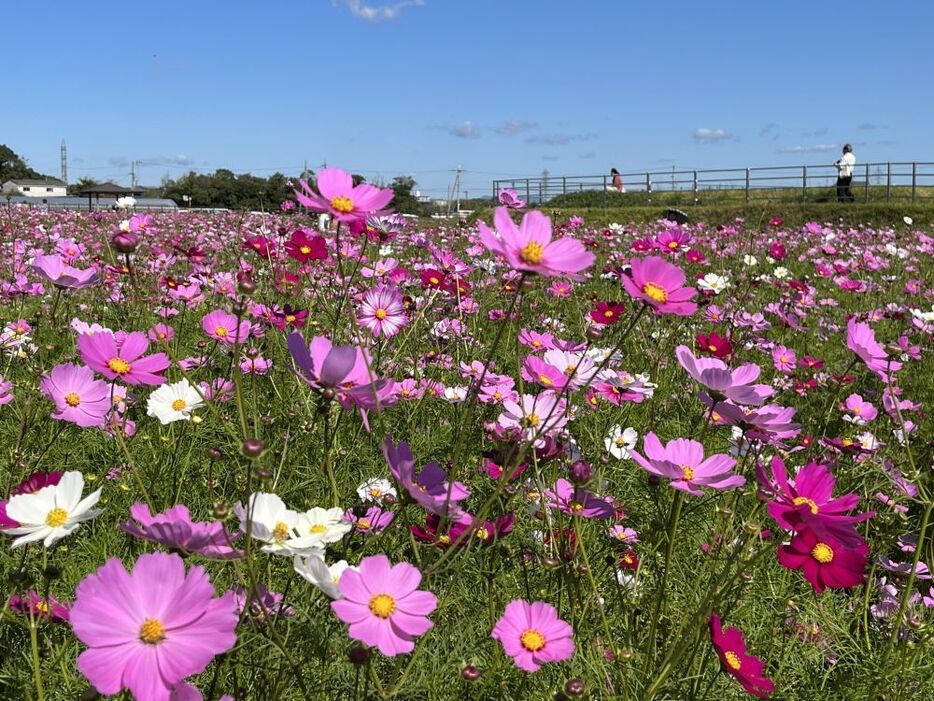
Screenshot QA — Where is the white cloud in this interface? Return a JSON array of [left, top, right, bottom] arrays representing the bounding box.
[[524, 132, 597, 146], [776, 144, 838, 154], [495, 119, 538, 136], [448, 121, 481, 139], [694, 128, 731, 143], [341, 0, 423, 21]]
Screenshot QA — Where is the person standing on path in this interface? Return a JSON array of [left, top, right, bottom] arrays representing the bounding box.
[[608, 168, 626, 193], [834, 144, 856, 202]]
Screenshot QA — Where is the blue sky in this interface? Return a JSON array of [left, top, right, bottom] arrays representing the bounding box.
[[5, 1, 932, 198]]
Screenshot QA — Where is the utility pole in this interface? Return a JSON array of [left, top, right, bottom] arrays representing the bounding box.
[[60, 140, 68, 185], [130, 160, 137, 189]]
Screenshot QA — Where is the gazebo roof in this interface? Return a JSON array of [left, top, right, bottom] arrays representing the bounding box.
[[77, 182, 144, 196]]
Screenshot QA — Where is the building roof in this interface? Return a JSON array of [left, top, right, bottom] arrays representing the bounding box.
[[6, 178, 66, 186], [77, 182, 145, 195]]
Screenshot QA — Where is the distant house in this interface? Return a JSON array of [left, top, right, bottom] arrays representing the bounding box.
[[2, 178, 68, 198]]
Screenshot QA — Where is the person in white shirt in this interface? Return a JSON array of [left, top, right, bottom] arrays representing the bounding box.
[[834, 144, 856, 202]]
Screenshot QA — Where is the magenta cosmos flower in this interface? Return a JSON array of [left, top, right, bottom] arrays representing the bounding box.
[[709, 613, 774, 698], [0, 471, 62, 528], [491, 599, 574, 672], [676, 346, 774, 406], [78, 331, 170, 386], [331, 554, 436, 657], [382, 437, 469, 517], [478, 207, 594, 280], [120, 503, 243, 559], [358, 285, 407, 338], [32, 254, 99, 289], [846, 319, 902, 381], [201, 310, 251, 346], [294, 167, 394, 223], [39, 363, 111, 428], [70, 552, 238, 701], [622, 256, 697, 316], [630, 433, 744, 495], [777, 526, 869, 594]]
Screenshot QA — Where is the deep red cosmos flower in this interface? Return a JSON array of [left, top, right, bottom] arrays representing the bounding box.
[[709, 613, 775, 697], [777, 526, 869, 594], [696, 331, 732, 358], [590, 302, 625, 325]]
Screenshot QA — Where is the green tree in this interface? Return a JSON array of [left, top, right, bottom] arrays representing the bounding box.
[[68, 177, 100, 195], [390, 175, 423, 215], [0, 144, 46, 181]]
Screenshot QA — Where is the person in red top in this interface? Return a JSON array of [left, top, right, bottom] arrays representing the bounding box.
[[608, 168, 626, 193]]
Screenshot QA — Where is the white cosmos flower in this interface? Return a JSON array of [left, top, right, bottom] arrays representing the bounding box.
[[293, 551, 357, 599], [697, 273, 730, 295], [743, 255, 758, 267], [234, 492, 299, 555], [115, 196, 136, 209], [772, 267, 790, 280], [444, 385, 468, 402], [910, 307, 934, 322], [903, 216, 913, 226], [5, 471, 102, 548], [285, 507, 352, 554], [357, 477, 396, 503], [146, 379, 204, 424], [605, 425, 638, 460]]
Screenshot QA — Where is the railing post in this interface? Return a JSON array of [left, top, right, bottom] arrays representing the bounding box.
[[492, 180, 498, 199], [538, 180, 543, 205], [525, 179, 531, 206], [911, 162, 917, 202], [886, 163, 891, 201], [692, 170, 698, 203], [802, 165, 807, 200], [645, 172, 652, 203], [864, 163, 870, 201], [745, 168, 750, 202], [562, 176, 567, 196]]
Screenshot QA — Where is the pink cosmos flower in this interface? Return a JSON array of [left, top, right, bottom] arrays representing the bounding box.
[[169, 683, 233, 701], [676, 346, 774, 406], [39, 363, 111, 428], [630, 433, 744, 495], [772, 345, 796, 373], [491, 599, 574, 672], [70, 552, 238, 701], [147, 324, 175, 343], [478, 207, 595, 280], [622, 256, 697, 315], [498, 188, 526, 209], [0, 376, 12, 406], [201, 310, 251, 345], [841, 393, 878, 423], [358, 285, 407, 338], [32, 254, 99, 289], [382, 437, 470, 517], [294, 167, 394, 223], [712, 402, 801, 444], [497, 392, 569, 447], [120, 503, 243, 559], [9, 590, 70, 623], [709, 614, 774, 698], [777, 526, 869, 594], [330, 554, 436, 657], [543, 478, 614, 519], [78, 331, 170, 386], [846, 319, 902, 381]]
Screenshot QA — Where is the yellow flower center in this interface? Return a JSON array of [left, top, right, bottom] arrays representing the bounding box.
[[309, 524, 328, 534], [108, 358, 131, 375], [171, 399, 187, 411], [299, 245, 311, 254], [852, 406, 861, 414], [604, 310, 614, 318], [681, 465, 695, 481], [724, 650, 742, 670], [331, 196, 354, 214], [368, 488, 382, 498], [520, 242, 544, 265], [708, 344, 718, 352], [272, 521, 290, 543], [438, 534, 451, 544], [667, 241, 679, 249], [811, 542, 834, 564], [45, 508, 68, 527], [64, 392, 81, 407], [35, 601, 49, 613], [375, 308, 388, 320], [285, 314, 297, 323], [615, 437, 626, 447], [538, 374, 553, 386], [571, 501, 584, 513], [357, 518, 371, 530], [531, 340, 542, 348], [215, 326, 228, 337], [429, 276, 440, 284], [520, 628, 546, 651], [642, 282, 668, 303], [475, 527, 490, 540], [522, 413, 541, 428], [139, 618, 166, 644], [369, 594, 396, 618], [793, 496, 819, 515]]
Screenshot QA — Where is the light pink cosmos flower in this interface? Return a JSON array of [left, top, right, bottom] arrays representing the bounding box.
[[0, 376, 12, 406], [497, 392, 569, 447], [841, 393, 878, 423], [543, 478, 614, 518], [39, 363, 111, 428], [32, 254, 99, 289], [491, 599, 574, 672], [382, 437, 470, 517], [120, 503, 243, 560], [772, 345, 796, 373], [331, 554, 437, 657], [358, 285, 407, 338], [630, 433, 744, 495], [294, 167, 394, 223], [201, 310, 251, 345], [846, 319, 902, 382], [676, 346, 774, 406], [78, 331, 170, 386], [478, 207, 594, 280], [622, 256, 697, 316], [70, 552, 238, 701]]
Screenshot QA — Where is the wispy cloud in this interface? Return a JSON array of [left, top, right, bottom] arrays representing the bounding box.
[[759, 123, 779, 138], [448, 121, 481, 139], [523, 132, 597, 146], [542, 155, 560, 161], [776, 144, 838, 154], [693, 128, 731, 143], [340, 0, 424, 21], [495, 119, 538, 136], [857, 122, 887, 131], [108, 155, 195, 168]]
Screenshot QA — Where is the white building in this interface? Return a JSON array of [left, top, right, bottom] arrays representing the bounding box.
[[2, 179, 68, 197]]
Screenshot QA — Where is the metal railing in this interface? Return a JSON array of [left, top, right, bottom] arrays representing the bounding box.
[[492, 162, 934, 206]]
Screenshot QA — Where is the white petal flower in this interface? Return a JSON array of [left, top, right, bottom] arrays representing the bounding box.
[[234, 492, 299, 555], [146, 379, 204, 424], [697, 273, 730, 295], [604, 425, 638, 460], [294, 551, 356, 599], [356, 477, 396, 503], [285, 507, 352, 554], [4, 471, 102, 549]]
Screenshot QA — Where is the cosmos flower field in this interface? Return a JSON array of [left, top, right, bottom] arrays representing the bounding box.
[[0, 169, 932, 700]]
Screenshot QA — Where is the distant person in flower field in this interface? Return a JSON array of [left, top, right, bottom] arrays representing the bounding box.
[[606, 168, 625, 193], [834, 144, 855, 202]]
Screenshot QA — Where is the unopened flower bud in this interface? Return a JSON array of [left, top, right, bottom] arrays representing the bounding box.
[[569, 460, 591, 485], [461, 664, 481, 681], [242, 438, 265, 457]]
